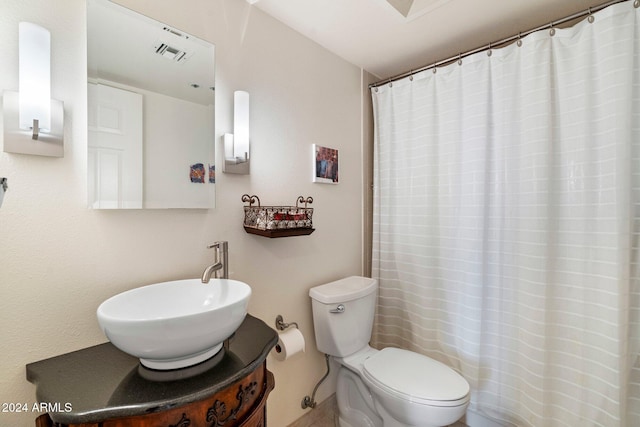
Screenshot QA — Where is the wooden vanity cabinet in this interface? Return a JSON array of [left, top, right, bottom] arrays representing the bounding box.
[[34, 363, 274, 427]]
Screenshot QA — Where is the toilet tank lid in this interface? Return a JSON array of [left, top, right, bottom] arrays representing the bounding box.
[[309, 276, 377, 304]]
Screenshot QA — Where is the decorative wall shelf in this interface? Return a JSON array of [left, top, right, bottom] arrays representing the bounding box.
[[242, 194, 315, 238], [243, 227, 315, 238]]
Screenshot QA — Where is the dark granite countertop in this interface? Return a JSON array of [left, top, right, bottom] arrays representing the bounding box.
[[26, 315, 277, 424]]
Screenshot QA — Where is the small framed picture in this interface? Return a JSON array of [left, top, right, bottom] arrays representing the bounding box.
[[313, 144, 339, 184]]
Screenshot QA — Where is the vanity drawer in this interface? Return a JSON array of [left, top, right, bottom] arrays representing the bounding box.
[[238, 370, 274, 427], [35, 364, 274, 427]]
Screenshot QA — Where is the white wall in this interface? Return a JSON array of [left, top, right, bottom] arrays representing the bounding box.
[[0, 1, 364, 425], [142, 89, 214, 209]]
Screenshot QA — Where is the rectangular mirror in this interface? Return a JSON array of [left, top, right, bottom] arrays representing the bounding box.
[[87, 0, 215, 209]]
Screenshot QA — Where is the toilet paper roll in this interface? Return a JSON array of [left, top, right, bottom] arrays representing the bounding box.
[[272, 328, 305, 361]]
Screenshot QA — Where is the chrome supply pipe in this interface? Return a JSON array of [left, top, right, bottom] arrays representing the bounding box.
[[301, 354, 331, 409]]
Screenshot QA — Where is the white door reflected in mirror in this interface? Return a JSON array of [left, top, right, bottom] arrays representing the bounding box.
[[88, 83, 143, 209]]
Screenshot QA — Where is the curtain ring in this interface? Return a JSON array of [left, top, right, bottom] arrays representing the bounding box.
[[549, 22, 555, 36], [487, 42, 492, 57], [433, 62, 437, 74], [458, 53, 462, 66], [517, 32, 522, 47], [587, 7, 595, 23], [388, 78, 393, 88], [634, 0, 639, 8], [409, 70, 414, 81]]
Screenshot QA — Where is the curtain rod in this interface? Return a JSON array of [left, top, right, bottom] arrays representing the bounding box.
[[370, 0, 635, 88]]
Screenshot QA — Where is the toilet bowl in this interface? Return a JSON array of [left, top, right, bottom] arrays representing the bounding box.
[[309, 276, 470, 427]]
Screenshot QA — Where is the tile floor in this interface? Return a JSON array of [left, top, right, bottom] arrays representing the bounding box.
[[286, 394, 468, 427], [287, 396, 337, 427]]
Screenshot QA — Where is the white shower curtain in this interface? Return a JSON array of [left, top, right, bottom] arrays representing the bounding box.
[[371, 2, 640, 426]]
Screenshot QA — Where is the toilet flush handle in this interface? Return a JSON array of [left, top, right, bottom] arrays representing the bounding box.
[[330, 304, 345, 314]]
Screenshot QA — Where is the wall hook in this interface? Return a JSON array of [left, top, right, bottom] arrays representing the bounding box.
[[0, 177, 7, 208]]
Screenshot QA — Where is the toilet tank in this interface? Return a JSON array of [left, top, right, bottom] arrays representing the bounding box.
[[309, 276, 377, 357]]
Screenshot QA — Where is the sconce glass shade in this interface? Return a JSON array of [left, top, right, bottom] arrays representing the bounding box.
[[19, 22, 51, 131], [233, 90, 249, 161], [223, 90, 249, 174], [3, 21, 63, 156]]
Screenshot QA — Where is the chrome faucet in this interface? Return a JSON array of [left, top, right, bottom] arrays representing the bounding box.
[[201, 241, 229, 283]]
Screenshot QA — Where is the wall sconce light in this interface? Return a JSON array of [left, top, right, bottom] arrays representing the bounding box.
[[2, 22, 64, 157], [223, 90, 250, 174]]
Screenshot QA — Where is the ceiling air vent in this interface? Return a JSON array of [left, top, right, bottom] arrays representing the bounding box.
[[162, 26, 189, 39], [154, 43, 187, 62]]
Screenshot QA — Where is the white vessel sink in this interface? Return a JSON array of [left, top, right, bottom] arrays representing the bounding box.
[[97, 278, 251, 370]]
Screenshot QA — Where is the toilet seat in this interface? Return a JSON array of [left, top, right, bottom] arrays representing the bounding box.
[[362, 348, 469, 407]]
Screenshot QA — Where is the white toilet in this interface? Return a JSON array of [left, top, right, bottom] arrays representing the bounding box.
[[309, 276, 470, 427]]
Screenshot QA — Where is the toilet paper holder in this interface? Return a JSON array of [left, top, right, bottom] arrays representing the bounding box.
[[275, 314, 298, 331], [274, 314, 327, 409]]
